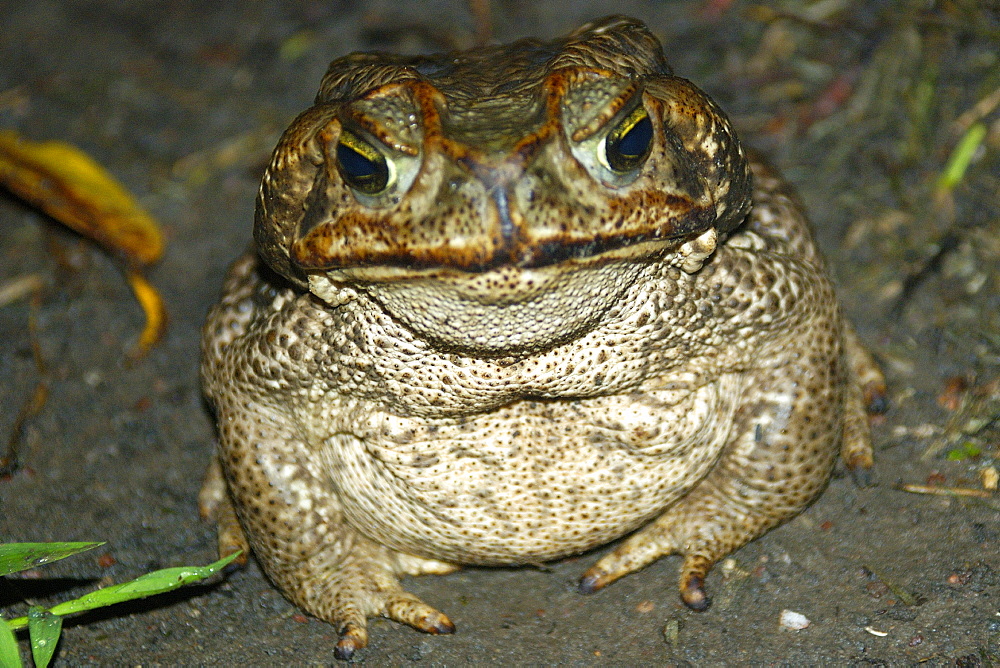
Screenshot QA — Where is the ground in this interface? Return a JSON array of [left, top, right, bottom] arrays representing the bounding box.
[[1, 0, 999, 664]]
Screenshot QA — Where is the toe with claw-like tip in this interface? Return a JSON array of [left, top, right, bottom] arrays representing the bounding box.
[[417, 611, 455, 635], [680, 573, 710, 611], [334, 623, 367, 661], [577, 570, 604, 595]]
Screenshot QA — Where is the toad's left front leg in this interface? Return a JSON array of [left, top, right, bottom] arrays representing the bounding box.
[[580, 318, 874, 609]]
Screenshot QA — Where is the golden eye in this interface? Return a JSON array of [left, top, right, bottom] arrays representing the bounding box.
[[336, 129, 392, 195], [600, 105, 653, 173]]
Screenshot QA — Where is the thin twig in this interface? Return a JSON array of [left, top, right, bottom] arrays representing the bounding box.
[[0, 273, 44, 308], [953, 86, 1000, 135], [898, 483, 994, 499], [1, 279, 49, 477]]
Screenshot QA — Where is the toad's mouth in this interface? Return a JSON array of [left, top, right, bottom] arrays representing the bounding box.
[[289, 184, 718, 275]]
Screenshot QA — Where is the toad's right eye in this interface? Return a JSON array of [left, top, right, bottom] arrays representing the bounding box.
[[336, 130, 393, 195], [600, 105, 653, 174]]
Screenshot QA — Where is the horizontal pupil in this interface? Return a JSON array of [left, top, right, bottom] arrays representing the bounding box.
[[336, 130, 391, 195], [616, 114, 652, 158], [337, 142, 379, 178]]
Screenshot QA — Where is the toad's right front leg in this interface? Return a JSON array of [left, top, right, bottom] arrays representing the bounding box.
[[208, 398, 458, 659]]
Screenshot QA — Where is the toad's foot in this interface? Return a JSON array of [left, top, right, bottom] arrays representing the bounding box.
[[224, 525, 456, 658], [199, 398, 463, 659], [843, 321, 888, 417], [199, 456, 458, 659], [317, 548, 457, 659], [198, 455, 250, 563], [577, 500, 723, 610], [840, 321, 886, 475], [287, 537, 459, 660], [581, 320, 863, 608]]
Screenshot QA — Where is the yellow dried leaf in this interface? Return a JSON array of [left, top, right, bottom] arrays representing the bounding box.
[[0, 129, 163, 266], [0, 129, 169, 359]]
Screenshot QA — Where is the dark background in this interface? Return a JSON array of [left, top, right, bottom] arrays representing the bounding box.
[[2, 0, 998, 663]]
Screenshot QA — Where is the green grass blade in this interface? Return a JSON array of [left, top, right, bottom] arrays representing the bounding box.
[[0, 543, 105, 577], [27, 607, 61, 668], [6, 552, 241, 630], [0, 616, 24, 668], [937, 121, 987, 192]]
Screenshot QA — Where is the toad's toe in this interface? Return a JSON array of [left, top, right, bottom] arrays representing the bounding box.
[[679, 558, 712, 611], [334, 622, 367, 661], [384, 592, 455, 635], [578, 567, 613, 595]]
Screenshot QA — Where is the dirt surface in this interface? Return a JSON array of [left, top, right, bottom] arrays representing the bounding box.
[[2, 1, 998, 664]]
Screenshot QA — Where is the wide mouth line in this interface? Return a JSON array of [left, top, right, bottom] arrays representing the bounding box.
[[292, 225, 707, 275]]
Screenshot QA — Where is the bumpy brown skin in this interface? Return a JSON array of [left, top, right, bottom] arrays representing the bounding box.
[[200, 16, 885, 659]]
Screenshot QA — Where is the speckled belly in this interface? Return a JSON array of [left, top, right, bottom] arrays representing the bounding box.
[[323, 374, 744, 564]]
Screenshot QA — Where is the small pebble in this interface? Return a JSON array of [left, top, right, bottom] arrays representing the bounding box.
[[662, 618, 681, 649], [779, 609, 810, 630], [981, 466, 998, 491]]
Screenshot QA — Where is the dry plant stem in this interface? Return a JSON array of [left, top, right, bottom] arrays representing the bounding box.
[[899, 483, 994, 499], [0, 273, 43, 308], [1, 282, 49, 477], [862, 564, 922, 607], [952, 85, 1000, 134]]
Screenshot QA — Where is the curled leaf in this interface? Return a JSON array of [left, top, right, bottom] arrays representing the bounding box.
[[0, 130, 163, 266], [0, 130, 168, 358]]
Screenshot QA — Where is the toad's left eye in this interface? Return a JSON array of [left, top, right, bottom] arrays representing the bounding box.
[[600, 105, 653, 173], [336, 129, 394, 195]]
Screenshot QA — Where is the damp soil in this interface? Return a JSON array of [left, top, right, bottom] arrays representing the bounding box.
[[1, 1, 998, 664]]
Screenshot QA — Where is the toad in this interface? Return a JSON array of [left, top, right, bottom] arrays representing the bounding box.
[[200, 15, 885, 658]]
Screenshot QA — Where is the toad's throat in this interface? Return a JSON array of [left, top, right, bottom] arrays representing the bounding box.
[[309, 257, 651, 355]]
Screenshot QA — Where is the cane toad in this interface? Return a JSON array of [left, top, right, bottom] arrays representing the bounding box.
[[200, 16, 885, 658]]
